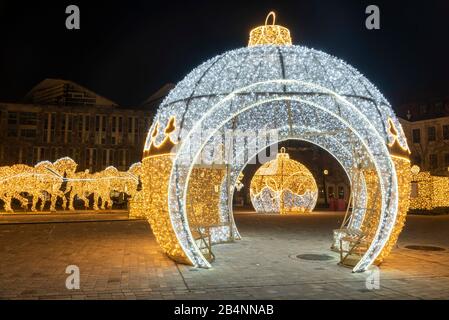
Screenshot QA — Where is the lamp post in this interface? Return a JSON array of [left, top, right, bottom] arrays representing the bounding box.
[[323, 169, 329, 207]]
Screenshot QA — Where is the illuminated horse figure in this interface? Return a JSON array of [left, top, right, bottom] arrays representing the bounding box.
[[110, 163, 142, 198], [91, 166, 117, 210], [92, 164, 142, 210], [34, 161, 68, 211], [126, 162, 144, 218], [0, 166, 25, 212], [0, 164, 37, 211], [67, 169, 94, 210], [51, 157, 90, 210], [126, 162, 142, 199], [0, 166, 11, 211]]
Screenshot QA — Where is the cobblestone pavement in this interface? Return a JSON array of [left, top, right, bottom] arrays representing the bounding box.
[[1, 212, 449, 300]]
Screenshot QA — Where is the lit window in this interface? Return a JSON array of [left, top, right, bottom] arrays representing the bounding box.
[[427, 126, 436, 142], [412, 129, 421, 143]]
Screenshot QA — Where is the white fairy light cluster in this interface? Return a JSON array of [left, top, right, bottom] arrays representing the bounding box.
[[146, 45, 407, 272]]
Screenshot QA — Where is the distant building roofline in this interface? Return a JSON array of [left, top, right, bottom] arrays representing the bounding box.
[[23, 78, 119, 107]]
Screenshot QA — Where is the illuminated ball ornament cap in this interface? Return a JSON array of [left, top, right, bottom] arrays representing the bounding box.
[[250, 148, 318, 214], [248, 11, 292, 46], [142, 11, 411, 273]]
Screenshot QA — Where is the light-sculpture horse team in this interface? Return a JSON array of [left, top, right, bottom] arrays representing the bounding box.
[[0, 157, 142, 213]]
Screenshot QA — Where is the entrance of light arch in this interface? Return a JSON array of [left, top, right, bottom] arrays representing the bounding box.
[[227, 140, 353, 267]]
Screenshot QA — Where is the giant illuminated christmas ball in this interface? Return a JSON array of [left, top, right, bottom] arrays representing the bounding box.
[[250, 148, 318, 214], [140, 11, 411, 273]]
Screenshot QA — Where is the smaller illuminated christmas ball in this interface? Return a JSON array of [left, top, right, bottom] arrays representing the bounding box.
[[250, 148, 318, 214]]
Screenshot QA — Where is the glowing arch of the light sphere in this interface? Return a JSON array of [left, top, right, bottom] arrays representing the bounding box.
[[166, 80, 398, 272]]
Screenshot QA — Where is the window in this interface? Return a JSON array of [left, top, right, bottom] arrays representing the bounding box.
[[78, 115, 90, 143], [7, 112, 17, 125], [127, 117, 139, 144], [20, 129, 37, 139], [412, 129, 421, 143], [413, 155, 422, 166], [111, 116, 117, 132], [338, 186, 345, 199], [95, 115, 101, 132], [428, 126, 436, 142], [111, 116, 123, 145], [86, 148, 98, 171], [43, 113, 56, 143], [95, 115, 106, 144], [429, 154, 438, 169], [25, 148, 34, 165], [443, 153, 449, 168], [109, 149, 115, 167], [443, 125, 449, 140], [102, 149, 107, 166], [19, 112, 37, 125], [32, 147, 47, 163], [128, 117, 133, 133], [118, 116, 123, 132], [102, 149, 114, 167], [7, 128, 18, 137]]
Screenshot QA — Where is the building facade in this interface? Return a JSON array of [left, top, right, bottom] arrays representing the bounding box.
[[0, 79, 159, 172], [398, 96, 449, 176]]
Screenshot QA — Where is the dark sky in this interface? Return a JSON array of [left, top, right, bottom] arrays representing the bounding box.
[[0, 0, 448, 110]]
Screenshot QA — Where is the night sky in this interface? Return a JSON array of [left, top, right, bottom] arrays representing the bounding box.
[[0, 0, 448, 111]]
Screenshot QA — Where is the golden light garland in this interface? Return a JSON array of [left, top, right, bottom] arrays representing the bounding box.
[[248, 12, 292, 46], [250, 148, 318, 214]]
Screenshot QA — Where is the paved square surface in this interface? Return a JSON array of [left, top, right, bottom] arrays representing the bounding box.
[[1, 211, 449, 299]]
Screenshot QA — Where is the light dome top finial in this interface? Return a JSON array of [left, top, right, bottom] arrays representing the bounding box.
[[248, 11, 292, 47]]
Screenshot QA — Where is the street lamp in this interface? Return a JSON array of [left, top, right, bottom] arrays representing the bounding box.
[[323, 169, 329, 207], [411, 165, 420, 176]]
